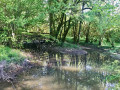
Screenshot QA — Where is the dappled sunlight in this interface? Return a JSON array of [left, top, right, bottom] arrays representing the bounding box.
[[60, 66, 82, 72], [20, 51, 34, 59]]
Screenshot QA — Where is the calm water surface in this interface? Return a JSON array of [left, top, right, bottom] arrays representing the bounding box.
[[0, 48, 118, 90]]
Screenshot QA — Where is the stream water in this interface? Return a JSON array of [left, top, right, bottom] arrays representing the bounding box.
[[0, 47, 119, 90]]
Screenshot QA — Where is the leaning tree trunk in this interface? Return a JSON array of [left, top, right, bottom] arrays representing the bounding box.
[[55, 13, 64, 39], [61, 18, 71, 44]]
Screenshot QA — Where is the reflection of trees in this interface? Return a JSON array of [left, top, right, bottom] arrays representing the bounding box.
[[0, 49, 117, 90], [52, 68, 107, 90], [85, 50, 114, 67], [23, 49, 116, 89], [42, 52, 108, 89], [42, 51, 114, 89], [15, 65, 108, 90]]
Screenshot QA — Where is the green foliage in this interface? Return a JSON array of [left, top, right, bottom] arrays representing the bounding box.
[[0, 0, 119, 48], [0, 45, 25, 63], [109, 47, 120, 54], [0, 0, 45, 47], [80, 0, 120, 46], [102, 60, 120, 89], [65, 37, 74, 43]]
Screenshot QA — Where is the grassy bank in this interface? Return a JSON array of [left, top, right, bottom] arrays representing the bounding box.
[[0, 45, 25, 63], [66, 37, 120, 47], [101, 60, 120, 89], [65, 37, 120, 52]]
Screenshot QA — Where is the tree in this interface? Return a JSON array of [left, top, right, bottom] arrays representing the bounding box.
[[82, 0, 116, 45], [0, 0, 45, 47]]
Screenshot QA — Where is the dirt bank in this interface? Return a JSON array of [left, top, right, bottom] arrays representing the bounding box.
[[0, 58, 42, 84]]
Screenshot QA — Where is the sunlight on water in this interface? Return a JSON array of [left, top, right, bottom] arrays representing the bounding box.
[[60, 66, 83, 72]]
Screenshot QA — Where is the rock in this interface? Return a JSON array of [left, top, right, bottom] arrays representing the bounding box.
[[0, 61, 6, 66], [23, 59, 33, 68], [0, 65, 4, 79], [0, 61, 6, 79]]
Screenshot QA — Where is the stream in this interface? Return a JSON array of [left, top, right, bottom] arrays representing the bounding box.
[[0, 47, 119, 90]]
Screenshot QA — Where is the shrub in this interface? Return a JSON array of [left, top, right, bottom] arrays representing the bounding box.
[[0, 45, 25, 63]]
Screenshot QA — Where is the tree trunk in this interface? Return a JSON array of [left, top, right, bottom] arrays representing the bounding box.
[[111, 41, 114, 47], [85, 23, 91, 43], [77, 21, 82, 43], [64, 14, 66, 33], [73, 24, 76, 43], [55, 13, 64, 39], [61, 18, 71, 44], [48, 0, 54, 36], [76, 2, 85, 43], [99, 37, 102, 46], [49, 13, 53, 36], [7, 23, 15, 47], [73, 21, 78, 43]]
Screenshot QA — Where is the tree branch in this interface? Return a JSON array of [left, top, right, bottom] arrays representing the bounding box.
[[83, 8, 92, 10]]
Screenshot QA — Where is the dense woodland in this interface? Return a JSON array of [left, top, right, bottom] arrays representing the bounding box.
[[0, 0, 120, 48]]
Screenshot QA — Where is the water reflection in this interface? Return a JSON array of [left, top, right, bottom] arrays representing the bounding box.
[[0, 49, 118, 90]]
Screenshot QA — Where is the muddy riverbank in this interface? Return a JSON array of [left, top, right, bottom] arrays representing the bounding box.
[[0, 45, 87, 83], [0, 44, 120, 90]]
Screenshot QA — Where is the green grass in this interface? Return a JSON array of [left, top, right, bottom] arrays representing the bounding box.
[[66, 36, 120, 49], [109, 47, 120, 53], [65, 37, 74, 43], [62, 42, 80, 49], [38, 35, 120, 52], [102, 60, 120, 89], [56, 41, 81, 49], [0, 45, 25, 63]]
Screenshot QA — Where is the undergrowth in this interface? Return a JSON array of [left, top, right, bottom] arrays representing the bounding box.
[[102, 60, 120, 89], [0, 45, 25, 63]]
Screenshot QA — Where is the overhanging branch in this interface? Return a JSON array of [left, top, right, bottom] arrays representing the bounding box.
[[83, 8, 92, 10]]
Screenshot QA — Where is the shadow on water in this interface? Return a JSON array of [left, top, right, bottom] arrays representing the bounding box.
[[0, 47, 118, 90]]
